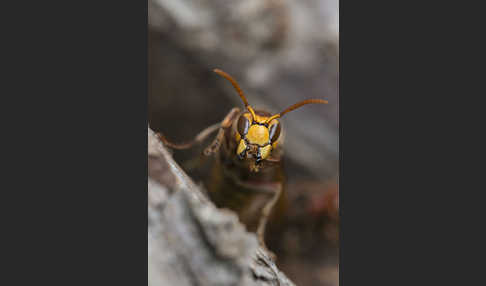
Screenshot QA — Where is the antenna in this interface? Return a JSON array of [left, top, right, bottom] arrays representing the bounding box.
[[213, 69, 256, 119], [265, 99, 328, 123]]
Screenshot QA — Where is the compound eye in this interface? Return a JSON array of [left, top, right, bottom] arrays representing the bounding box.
[[269, 122, 281, 143], [237, 114, 250, 136]]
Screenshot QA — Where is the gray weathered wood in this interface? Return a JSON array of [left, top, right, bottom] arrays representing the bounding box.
[[148, 127, 295, 286]]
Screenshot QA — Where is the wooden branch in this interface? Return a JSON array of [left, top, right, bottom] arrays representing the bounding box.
[[148, 127, 295, 286]]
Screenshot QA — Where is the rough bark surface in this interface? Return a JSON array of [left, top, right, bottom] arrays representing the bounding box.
[[148, 127, 296, 286]]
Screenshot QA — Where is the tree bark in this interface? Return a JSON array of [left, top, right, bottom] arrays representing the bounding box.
[[148, 127, 296, 286]]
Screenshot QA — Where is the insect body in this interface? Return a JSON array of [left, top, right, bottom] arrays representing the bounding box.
[[158, 69, 327, 254]]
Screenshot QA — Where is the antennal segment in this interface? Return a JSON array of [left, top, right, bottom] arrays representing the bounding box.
[[213, 68, 256, 119], [265, 99, 328, 123], [213, 69, 249, 107]]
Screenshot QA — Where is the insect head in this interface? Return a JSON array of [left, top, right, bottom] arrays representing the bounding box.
[[213, 69, 328, 165]]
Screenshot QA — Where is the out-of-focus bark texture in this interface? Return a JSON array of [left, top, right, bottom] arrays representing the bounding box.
[[148, 127, 296, 286], [148, 0, 338, 180]]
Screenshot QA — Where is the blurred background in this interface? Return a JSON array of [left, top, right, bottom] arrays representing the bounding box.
[[148, 0, 339, 285]]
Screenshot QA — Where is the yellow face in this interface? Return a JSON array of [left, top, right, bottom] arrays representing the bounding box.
[[235, 111, 281, 164]]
